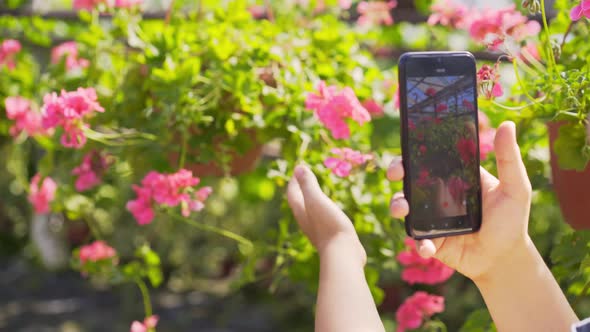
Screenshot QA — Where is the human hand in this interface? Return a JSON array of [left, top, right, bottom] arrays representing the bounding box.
[[287, 165, 366, 264], [388, 121, 533, 282]]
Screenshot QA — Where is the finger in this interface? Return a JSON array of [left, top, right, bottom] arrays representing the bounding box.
[[494, 121, 532, 199], [390, 196, 409, 219], [387, 157, 404, 181], [480, 167, 499, 193], [294, 164, 327, 204], [416, 238, 445, 259], [287, 177, 308, 225]]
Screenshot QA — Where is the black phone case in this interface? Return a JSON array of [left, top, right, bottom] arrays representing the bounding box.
[[398, 52, 482, 239]]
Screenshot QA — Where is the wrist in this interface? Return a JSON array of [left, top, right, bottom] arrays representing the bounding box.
[[318, 233, 367, 268], [473, 235, 541, 288]]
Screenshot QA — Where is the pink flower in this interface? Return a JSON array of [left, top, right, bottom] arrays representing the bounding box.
[[408, 119, 416, 130], [447, 176, 470, 202], [425, 87, 437, 97], [248, 5, 266, 19], [78, 240, 117, 264], [41, 88, 104, 149], [28, 174, 57, 214], [457, 137, 477, 164], [306, 81, 371, 139], [51, 42, 90, 71], [416, 168, 432, 186], [419, 145, 427, 154], [479, 129, 496, 160], [130, 315, 158, 332], [73, 0, 112, 10], [435, 103, 448, 113], [324, 148, 373, 178], [468, 5, 540, 51], [126, 170, 211, 225], [357, 1, 397, 26], [477, 64, 503, 99], [0, 39, 21, 70], [427, 0, 469, 28], [571, 1, 590, 21], [396, 291, 445, 332], [4, 96, 47, 137], [462, 99, 475, 111], [115, 0, 142, 8], [397, 238, 454, 285], [72, 151, 111, 192], [362, 99, 384, 117], [339, 0, 352, 10], [518, 42, 541, 63]]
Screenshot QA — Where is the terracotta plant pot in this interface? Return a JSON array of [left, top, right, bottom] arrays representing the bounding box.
[[547, 122, 590, 230]]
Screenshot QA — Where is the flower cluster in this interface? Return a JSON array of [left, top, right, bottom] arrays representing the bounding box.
[[396, 238, 454, 285], [130, 315, 158, 332], [72, 151, 112, 192], [457, 137, 477, 164], [362, 99, 384, 117], [478, 111, 496, 160], [357, 1, 397, 26], [78, 240, 117, 264], [305, 81, 371, 139], [4, 96, 47, 138], [41, 88, 105, 149], [477, 64, 503, 99], [73, 0, 142, 10], [0, 39, 21, 70], [395, 291, 445, 332], [429, 2, 540, 53], [570, 1, 590, 21], [51, 42, 90, 71], [126, 169, 212, 225], [28, 174, 57, 214], [324, 148, 373, 178]]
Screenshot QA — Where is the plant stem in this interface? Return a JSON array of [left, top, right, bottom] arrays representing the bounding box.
[[560, 21, 575, 50], [513, 59, 539, 104], [135, 278, 153, 317], [264, 0, 275, 22], [164, 0, 175, 25], [540, 0, 557, 71], [179, 133, 187, 169], [167, 213, 254, 249]]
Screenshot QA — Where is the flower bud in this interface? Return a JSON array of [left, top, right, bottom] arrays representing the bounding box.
[[522, 0, 541, 14], [551, 39, 562, 60]]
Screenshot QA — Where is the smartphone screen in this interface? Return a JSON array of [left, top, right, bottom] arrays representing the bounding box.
[[399, 52, 482, 239]]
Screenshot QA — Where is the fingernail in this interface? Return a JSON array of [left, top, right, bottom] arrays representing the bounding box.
[[294, 165, 306, 180]]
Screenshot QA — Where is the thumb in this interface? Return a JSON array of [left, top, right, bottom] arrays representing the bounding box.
[[494, 121, 531, 200]]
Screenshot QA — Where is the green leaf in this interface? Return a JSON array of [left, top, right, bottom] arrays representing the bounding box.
[[459, 309, 497, 332]]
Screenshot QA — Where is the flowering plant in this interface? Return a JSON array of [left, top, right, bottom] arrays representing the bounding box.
[[0, 0, 589, 331]]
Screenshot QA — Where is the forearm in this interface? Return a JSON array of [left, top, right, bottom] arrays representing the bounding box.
[[475, 237, 578, 332], [316, 235, 385, 332]]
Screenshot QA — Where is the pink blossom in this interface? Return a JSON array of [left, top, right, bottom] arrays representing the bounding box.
[[4, 96, 47, 137], [0, 39, 21, 70], [72, 151, 111, 192], [462, 99, 475, 111], [427, 0, 469, 28], [425, 87, 437, 97], [41, 88, 104, 149], [130, 315, 158, 332], [324, 148, 373, 178], [115, 0, 142, 8], [51, 42, 90, 71], [448, 176, 470, 202], [435, 103, 448, 113], [357, 1, 397, 26], [408, 119, 416, 130], [416, 168, 432, 187], [248, 5, 266, 19], [570, 1, 590, 21], [306, 81, 371, 139], [362, 99, 384, 117], [126, 170, 211, 225], [479, 128, 496, 160], [468, 5, 540, 51], [339, 0, 352, 10], [457, 137, 477, 164], [477, 64, 503, 99], [396, 291, 445, 332], [397, 238, 454, 285], [73, 0, 113, 10], [28, 174, 57, 214], [519, 42, 541, 63], [78, 240, 117, 264]]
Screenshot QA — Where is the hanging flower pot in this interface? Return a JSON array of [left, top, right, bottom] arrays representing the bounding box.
[[547, 121, 590, 230]]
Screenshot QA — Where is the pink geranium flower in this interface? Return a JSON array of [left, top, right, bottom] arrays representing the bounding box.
[[115, 0, 142, 8], [73, 0, 112, 10], [362, 99, 384, 117], [51, 42, 90, 71], [324, 148, 373, 177], [570, 1, 590, 21], [306, 81, 371, 139], [435, 103, 448, 113], [357, 1, 397, 26], [397, 238, 454, 285], [396, 291, 445, 332], [41, 87, 105, 149], [28, 174, 57, 214], [72, 151, 111, 192], [126, 169, 212, 225], [457, 137, 477, 164], [477, 64, 503, 99], [0, 39, 22, 70], [427, 0, 469, 28], [78, 240, 117, 264], [130, 315, 158, 332], [425, 87, 437, 97], [468, 5, 540, 51], [5, 96, 48, 137]]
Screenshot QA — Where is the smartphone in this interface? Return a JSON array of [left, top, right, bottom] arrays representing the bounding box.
[[398, 52, 482, 239]]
